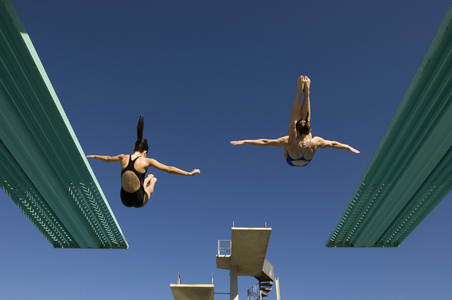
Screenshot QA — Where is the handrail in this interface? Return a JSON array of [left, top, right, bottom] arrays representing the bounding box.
[[217, 240, 231, 256], [262, 258, 274, 280], [247, 284, 260, 300]]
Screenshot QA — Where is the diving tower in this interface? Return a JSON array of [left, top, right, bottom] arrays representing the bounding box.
[[170, 273, 214, 300], [327, 5, 452, 248], [0, 0, 127, 249], [170, 224, 280, 300], [216, 225, 279, 300]]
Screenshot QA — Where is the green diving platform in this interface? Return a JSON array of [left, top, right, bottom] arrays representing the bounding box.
[[326, 5, 452, 248], [0, 0, 128, 249]]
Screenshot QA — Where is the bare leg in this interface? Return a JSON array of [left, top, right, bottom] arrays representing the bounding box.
[[300, 76, 311, 124], [288, 76, 305, 135], [142, 174, 157, 207]]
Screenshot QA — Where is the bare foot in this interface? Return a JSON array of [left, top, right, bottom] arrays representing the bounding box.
[[297, 76, 305, 91], [145, 174, 157, 187], [303, 76, 311, 91], [142, 174, 157, 204]]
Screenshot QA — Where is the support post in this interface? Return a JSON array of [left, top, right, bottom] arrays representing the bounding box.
[[230, 267, 239, 300], [275, 277, 280, 300]]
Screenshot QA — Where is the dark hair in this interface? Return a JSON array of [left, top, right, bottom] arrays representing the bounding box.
[[133, 116, 148, 153], [296, 112, 311, 136]]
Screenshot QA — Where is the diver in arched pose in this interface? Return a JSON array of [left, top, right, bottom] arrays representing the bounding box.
[[88, 117, 200, 208]]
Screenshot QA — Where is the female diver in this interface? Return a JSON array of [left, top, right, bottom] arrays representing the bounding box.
[[87, 117, 200, 208], [230, 75, 359, 166]]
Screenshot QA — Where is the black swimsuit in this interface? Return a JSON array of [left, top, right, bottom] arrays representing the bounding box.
[[120, 156, 147, 208]]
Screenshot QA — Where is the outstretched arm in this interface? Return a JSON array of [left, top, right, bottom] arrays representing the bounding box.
[[315, 137, 360, 153], [87, 154, 123, 162], [230, 136, 288, 147], [146, 158, 200, 176]]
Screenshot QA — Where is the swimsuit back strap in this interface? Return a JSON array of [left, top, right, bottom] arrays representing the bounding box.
[[302, 138, 312, 156], [131, 155, 139, 166], [297, 138, 311, 157]]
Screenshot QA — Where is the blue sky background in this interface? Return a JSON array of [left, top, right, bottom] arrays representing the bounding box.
[[1, 0, 451, 299]]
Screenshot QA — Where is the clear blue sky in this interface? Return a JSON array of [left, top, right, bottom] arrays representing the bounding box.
[[1, 0, 451, 299]]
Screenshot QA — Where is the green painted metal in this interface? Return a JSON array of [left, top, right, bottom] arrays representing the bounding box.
[[326, 5, 452, 248], [0, 0, 128, 249]]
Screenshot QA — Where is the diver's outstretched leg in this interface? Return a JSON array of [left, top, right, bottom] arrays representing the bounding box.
[[288, 76, 305, 134], [142, 174, 157, 207], [300, 76, 311, 125]]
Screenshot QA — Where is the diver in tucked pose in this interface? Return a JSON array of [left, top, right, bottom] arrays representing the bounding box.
[[88, 117, 200, 208], [230, 75, 359, 167]]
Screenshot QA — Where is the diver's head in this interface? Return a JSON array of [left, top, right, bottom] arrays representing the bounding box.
[[296, 119, 311, 136], [296, 112, 311, 136], [134, 138, 148, 154]]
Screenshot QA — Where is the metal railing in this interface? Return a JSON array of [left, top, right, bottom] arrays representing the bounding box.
[[217, 240, 231, 256], [262, 258, 274, 280], [247, 283, 260, 300]]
